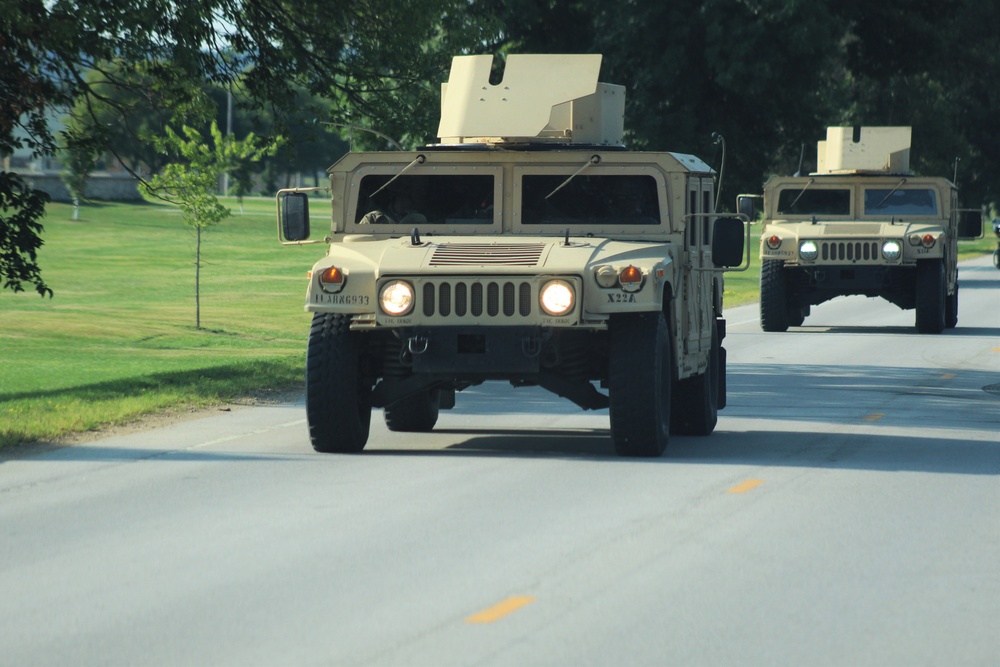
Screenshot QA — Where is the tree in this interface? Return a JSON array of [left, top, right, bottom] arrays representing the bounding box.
[[60, 139, 98, 222], [141, 121, 276, 329], [0, 174, 50, 296], [2, 0, 493, 297], [480, 0, 1000, 210]]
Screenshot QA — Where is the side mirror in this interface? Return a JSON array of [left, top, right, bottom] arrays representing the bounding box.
[[736, 194, 759, 220], [956, 209, 982, 240], [712, 217, 745, 268], [280, 192, 310, 241]]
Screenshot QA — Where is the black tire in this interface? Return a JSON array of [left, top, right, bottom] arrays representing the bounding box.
[[609, 311, 671, 457], [670, 321, 719, 436], [915, 259, 946, 334], [305, 313, 373, 453], [760, 259, 790, 332], [788, 306, 806, 328], [384, 389, 440, 432], [993, 247, 999, 269], [945, 283, 958, 329]]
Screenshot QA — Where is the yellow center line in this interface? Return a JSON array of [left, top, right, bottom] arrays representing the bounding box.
[[993, 347, 1000, 353], [465, 596, 535, 624], [863, 413, 885, 422], [726, 479, 764, 494], [940, 373, 956, 380]]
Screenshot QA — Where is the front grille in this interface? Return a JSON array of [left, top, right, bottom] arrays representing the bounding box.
[[421, 279, 535, 319], [820, 241, 880, 262], [429, 243, 546, 266]]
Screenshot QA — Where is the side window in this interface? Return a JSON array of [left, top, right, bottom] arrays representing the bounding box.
[[702, 189, 712, 245], [688, 190, 698, 245]]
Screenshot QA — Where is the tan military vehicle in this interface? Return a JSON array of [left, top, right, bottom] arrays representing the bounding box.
[[740, 126, 982, 333], [277, 54, 746, 457]]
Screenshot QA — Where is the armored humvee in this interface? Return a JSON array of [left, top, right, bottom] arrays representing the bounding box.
[[277, 54, 746, 457], [740, 126, 982, 333]]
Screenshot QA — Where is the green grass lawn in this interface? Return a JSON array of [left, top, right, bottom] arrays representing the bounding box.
[[1, 197, 324, 447], [1, 200, 992, 448]]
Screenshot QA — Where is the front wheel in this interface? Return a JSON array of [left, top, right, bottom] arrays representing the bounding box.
[[609, 311, 671, 457], [993, 246, 999, 269], [305, 313, 373, 453], [915, 259, 946, 334], [760, 259, 790, 332]]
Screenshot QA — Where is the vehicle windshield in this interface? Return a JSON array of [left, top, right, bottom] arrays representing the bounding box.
[[521, 174, 660, 225], [864, 188, 938, 216], [776, 188, 851, 216], [354, 174, 495, 225]]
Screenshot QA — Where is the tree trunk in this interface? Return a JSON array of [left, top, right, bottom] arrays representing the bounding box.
[[195, 225, 201, 329]]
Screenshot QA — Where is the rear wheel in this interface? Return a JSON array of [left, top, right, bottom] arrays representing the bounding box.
[[609, 311, 671, 457], [760, 259, 790, 332], [671, 321, 719, 436], [945, 283, 959, 329], [915, 259, 946, 334], [384, 389, 440, 432], [306, 313, 373, 453]]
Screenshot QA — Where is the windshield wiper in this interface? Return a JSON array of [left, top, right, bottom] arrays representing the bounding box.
[[370, 154, 426, 198], [545, 155, 601, 200], [787, 178, 815, 211], [875, 177, 907, 209]]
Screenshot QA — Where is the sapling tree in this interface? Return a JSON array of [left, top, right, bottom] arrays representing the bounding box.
[[142, 121, 276, 329]]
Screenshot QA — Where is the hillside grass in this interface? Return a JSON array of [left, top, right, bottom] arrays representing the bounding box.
[[1, 200, 992, 447], [1, 198, 322, 447]]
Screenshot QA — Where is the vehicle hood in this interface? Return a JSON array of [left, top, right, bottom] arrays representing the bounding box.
[[329, 235, 673, 275], [773, 220, 941, 238]]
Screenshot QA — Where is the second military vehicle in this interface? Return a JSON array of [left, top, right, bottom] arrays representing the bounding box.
[[740, 126, 982, 333], [277, 54, 746, 457]]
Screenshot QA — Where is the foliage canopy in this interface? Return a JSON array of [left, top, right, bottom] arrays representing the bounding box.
[[3, 0, 998, 296]]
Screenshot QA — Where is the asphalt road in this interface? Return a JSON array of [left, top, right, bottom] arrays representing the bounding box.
[[2, 256, 998, 666]]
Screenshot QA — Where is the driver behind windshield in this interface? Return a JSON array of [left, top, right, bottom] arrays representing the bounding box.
[[360, 189, 427, 225]]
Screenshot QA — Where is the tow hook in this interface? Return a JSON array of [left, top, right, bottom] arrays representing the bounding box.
[[407, 334, 429, 355], [522, 335, 541, 357]]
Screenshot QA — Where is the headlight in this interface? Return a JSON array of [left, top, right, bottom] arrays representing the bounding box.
[[882, 240, 902, 260], [799, 240, 819, 261], [379, 280, 414, 316], [539, 280, 575, 316]]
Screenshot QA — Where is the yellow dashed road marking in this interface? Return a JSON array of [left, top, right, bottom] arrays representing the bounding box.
[[940, 373, 956, 380], [863, 413, 885, 422], [727, 479, 764, 494], [465, 596, 535, 624]]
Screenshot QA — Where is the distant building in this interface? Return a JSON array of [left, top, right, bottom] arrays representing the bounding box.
[[2, 110, 143, 202]]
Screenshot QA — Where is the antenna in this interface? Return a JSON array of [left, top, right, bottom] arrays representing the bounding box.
[[711, 132, 726, 212], [793, 142, 805, 177]]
